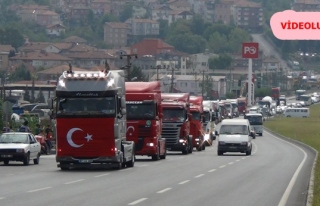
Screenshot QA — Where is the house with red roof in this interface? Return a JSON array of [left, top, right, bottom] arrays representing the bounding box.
[[130, 38, 175, 57]]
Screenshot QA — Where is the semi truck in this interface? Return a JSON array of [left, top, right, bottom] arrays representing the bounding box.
[[202, 100, 217, 146], [161, 93, 193, 154], [189, 96, 205, 151], [125, 81, 166, 160], [50, 68, 135, 170], [237, 97, 247, 115]]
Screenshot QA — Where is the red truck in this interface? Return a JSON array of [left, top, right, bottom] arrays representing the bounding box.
[[125, 81, 166, 160], [189, 96, 205, 151], [271, 87, 280, 100], [161, 93, 192, 154], [237, 97, 247, 115], [50, 69, 135, 170]]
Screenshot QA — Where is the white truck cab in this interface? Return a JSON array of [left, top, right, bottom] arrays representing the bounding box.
[[216, 119, 255, 156]]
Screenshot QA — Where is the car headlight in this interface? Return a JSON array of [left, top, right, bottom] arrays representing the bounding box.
[[219, 141, 226, 145], [16, 149, 25, 153]]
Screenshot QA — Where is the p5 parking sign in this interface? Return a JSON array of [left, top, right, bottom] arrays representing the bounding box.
[[242, 42, 259, 58]]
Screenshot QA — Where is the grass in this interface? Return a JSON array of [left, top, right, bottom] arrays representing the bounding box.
[[264, 104, 320, 206]]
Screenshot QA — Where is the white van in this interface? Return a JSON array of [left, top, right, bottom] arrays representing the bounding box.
[[284, 108, 309, 118], [216, 119, 255, 156], [244, 113, 263, 136]]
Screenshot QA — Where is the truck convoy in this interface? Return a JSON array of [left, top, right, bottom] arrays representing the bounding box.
[[125, 81, 166, 160], [50, 68, 135, 170], [161, 93, 193, 154], [189, 96, 205, 151]]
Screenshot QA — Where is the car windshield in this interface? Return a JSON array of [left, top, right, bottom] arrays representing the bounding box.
[[163, 109, 185, 122], [0, 134, 28, 143], [220, 125, 248, 135], [246, 116, 263, 125], [203, 111, 210, 123], [126, 103, 156, 120], [191, 111, 200, 121], [56, 97, 116, 116]]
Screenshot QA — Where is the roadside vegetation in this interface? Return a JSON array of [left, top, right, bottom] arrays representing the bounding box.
[[264, 104, 320, 205]]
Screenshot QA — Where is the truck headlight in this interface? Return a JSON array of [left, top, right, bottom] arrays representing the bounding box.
[[219, 141, 225, 145], [146, 143, 154, 147], [195, 138, 200, 141], [204, 134, 210, 141], [179, 139, 185, 143], [16, 149, 24, 153]]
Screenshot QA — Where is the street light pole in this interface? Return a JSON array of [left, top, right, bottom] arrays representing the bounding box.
[[120, 53, 138, 81], [202, 70, 205, 97]]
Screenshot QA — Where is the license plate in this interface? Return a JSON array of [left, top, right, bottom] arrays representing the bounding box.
[[229, 146, 237, 149], [79, 159, 93, 163], [1, 155, 12, 158]]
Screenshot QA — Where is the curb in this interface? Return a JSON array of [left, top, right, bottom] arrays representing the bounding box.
[[264, 127, 318, 206]]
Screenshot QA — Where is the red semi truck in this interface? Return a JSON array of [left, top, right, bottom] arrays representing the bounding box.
[[125, 81, 166, 160], [161, 93, 193, 154], [189, 96, 205, 151], [50, 69, 135, 170], [237, 97, 247, 115], [271, 87, 280, 100]]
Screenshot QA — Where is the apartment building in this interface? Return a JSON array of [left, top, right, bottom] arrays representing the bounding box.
[[214, 0, 234, 24], [126, 18, 160, 36], [292, 0, 320, 11], [104, 22, 130, 47], [233, 1, 263, 32], [168, 10, 193, 25]]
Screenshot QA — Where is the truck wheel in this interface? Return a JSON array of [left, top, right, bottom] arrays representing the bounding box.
[[201, 143, 206, 151], [196, 145, 202, 151], [152, 145, 160, 160], [188, 139, 193, 154], [60, 163, 69, 171], [182, 147, 188, 154], [217, 151, 223, 156], [126, 148, 135, 167], [3, 160, 9, 165]]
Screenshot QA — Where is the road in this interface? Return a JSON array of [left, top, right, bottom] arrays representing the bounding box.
[[0, 130, 315, 206], [251, 34, 291, 74]]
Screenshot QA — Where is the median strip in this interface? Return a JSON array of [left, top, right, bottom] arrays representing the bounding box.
[[128, 198, 148, 205]]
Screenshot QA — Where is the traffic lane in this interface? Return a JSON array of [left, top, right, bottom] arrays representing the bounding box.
[[130, 130, 310, 206], [0, 144, 263, 206], [264, 130, 316, 206]]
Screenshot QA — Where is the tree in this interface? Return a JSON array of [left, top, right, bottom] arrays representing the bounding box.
[[10, 64, 31, 81], [166, 33, 207, 54], [24, 85, 30, 102], [190, 15, 205, 36], [130, 66, 147, 81], [228, 28, 251, 53], [158, 19, 169, 39], [36, 88, 45, 103], [119, 4, 133, 22], [208, 54, 233, 70], [208, 32, 229, 53], [8, 49, 15, 58]]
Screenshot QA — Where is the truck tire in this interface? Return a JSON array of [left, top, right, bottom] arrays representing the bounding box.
[[60, 163, 69, 170], [126, 145, 135, 167], [217, 150, 223, 156], [188, 138, 193, 154], [152, 144, 160, 160], [160, 149, 166, 159], [182, 147, 188, 154], [201, 143, 205, 151]]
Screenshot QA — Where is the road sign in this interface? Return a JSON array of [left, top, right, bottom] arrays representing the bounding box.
[[2, 101, 12, 113], [242, 42, 259, 58]]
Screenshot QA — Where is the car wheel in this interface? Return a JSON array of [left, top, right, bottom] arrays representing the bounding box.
[[217, 151, 223, 156], [33, 153, 40, 164], [23, 153, 30, 166], [3, 160, 9, 165]]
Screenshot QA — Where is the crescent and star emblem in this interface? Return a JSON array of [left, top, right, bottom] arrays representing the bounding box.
[[67, 128, 93, 148], [126, 126, 135, 136]]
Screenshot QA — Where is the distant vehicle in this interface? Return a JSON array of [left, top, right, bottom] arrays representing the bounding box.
[[284, 108, 309, 118], [295, 90, 306, 100], [299, 95, 312, 106], [0, 132, 41, 165], [244, 113, 263, 136], [215, 119, 255, 156], [249, 106, 261, 114], [271, 87, 280, 100]]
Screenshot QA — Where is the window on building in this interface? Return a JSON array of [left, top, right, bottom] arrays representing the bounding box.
[[133, 48, 137, 52], [185, 82, 187, 86]]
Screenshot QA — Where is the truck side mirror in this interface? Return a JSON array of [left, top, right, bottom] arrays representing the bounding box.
[[48, 98, 53, 109], [121, 108, 126, 115], [211, 114, 216, 122], [121, 97, 126, 108], [202, 116, 205, 122], [215, 131, 219, 136]]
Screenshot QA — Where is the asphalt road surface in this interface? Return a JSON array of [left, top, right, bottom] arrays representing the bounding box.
[[0, 130, 315, 206]]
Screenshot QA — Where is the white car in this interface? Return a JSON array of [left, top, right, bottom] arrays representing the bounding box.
[[0, 132, 41, 165]]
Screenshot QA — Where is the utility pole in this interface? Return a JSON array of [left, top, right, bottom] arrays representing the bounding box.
[[156, 65, 161, 81], [120, 53, 138, 81], [170, 67, 174, 93], [202, 70, 205, 97]]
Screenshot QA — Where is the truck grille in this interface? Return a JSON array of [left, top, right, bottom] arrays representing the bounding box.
[[138, 125, 151, 137], [161, 123, 182, 146]]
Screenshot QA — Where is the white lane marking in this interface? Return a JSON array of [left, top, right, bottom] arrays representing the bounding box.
[[208, 169, 216, 173], [195, 174, 204, 178], [264, 131, 308, 206], [120, 168, 134, 172], [27, 187, 52, 193], [136, 165, 147, 168], [94, 173, 109, 178], [128, 198, 148, 205], [64, 179, 84, 185], [0, 197, 5, 200], [179, 180, 190, 185], [252, 141, 258, 153], [157, 188, 172, 193], [236, 160, 241, 162], [219, 165, 226, 168], [241, 157, 246, 159], [6, 174, 14, 176], [228, 162, 234, 165]]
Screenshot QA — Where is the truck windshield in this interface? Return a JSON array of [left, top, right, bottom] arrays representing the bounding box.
[[300, 95, 311, 101], [238, 102, 245, 107], [258, 101, 270, 107], [56, 97, 116, 116], [163, 109, 185, 122], [246, 116, 263, 125], [220, 125, 248, 135], [126, 103, 155, 120], [191, 111, 200, 121]]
